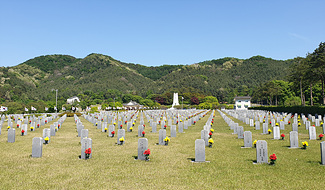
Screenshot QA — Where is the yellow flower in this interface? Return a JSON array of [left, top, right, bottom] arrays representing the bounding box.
[[210, 128, 214, 132], [30, 127, 34, 130], [104, 127, 107, 130], [298, 123, 301, 126], [119, 137, 124, 142], [280, 120, 283, 122], [208, 138, 214, 144], [44, 137, 49, 141], [7, 126, 10, 129], [130, 127, 133, 130], [275, 123, 279, 126], [164, 137, 170, 142], [253, 140, 257, 145], [180, 120, 182, 122], [302, 141, 308, 146], [321, 122, 324, 125], [113, 122, 116, 125], [268, 129, 272, 133]]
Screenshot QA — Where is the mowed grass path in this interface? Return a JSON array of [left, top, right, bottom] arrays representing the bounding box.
[[0, 111, 324, 189]]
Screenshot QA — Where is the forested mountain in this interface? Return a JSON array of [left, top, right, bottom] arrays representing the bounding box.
[[0, 53, 295, 108]]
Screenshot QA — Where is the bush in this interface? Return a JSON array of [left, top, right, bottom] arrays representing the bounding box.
[[59, 112, 82, 117]]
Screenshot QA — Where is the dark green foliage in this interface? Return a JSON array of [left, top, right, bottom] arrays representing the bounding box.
[[249, 106, 325, 116]]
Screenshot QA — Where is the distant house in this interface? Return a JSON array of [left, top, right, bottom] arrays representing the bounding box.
[[67, 96, 80, 104], [122, 101, 143, 110], [234, 96, 251, 110]]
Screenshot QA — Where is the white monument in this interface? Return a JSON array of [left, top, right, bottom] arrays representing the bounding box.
[[172, 93, 179, 107]]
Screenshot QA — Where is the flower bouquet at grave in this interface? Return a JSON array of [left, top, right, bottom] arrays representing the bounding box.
[[275, 123, 279, 127], [130, 127, 133, 132], [45, 120, 47, 124], [44, 137, 49, 144], [95, 123, 98, 126], [288, 121, 291, 125], [111, 131, 115, 137], [253, 140, 257, 148], [268, 129, 272, 134], [194, 121, 196, 125], [29, 120, 31, 124], [21, 129, 25, 136], [281, 134, 285, 140], [132, 122, 135, 127], [142, 131, 146, 137], [321, 122, 324, 126], [209, 131, 213, 138], [17, 124, 19, 128], [58, 124, 60, 129], [159, 121, 161, 125], [55, 127, 58, 132], [7, 126, 10, 130], [208, 138, 214, 148], [37, 124, 40, 128], [269, 154, 277, 165], [143, 149, 150, 161], [319, 134, 324, 140], [163, 125, 167, 130], [125, 121, 127, 124], [302, 141, 309, 149], [298, 123, 301, 127], [85, 148, 91, 159], [119, 137, 124, 145], [164, 136, 170, 145], [104, 127, 107, 133], [30, 127, 34, 131], [113, 122, 116, 126], [120, 125, 123, 128], [210, 128, 214, 133]]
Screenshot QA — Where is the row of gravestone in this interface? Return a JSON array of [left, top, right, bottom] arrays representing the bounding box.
[[31, 115, 67, 158], [219, 109, 325, 165]]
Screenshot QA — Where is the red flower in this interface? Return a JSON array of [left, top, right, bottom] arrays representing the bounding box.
[[143, 149, 150, 155], [111, 131, 115, 134], [45, 120, 47, 123], [58, 124, 60, 127], [211, 121, 214, 123], [319, 134, 324, 138], [269, 121, 271, 124], [209, 132, 212, 136], [125, 121, 127, 124], [269, 154, 277, 161], [281, 134, 285, 138], [85, 148, 91, 154], [142, 131, 146, 135], [194, 121, 196, 124], [120, 125, 123, 128], [164, 125, 167, 128], [143, 125, 145, 127], [29, 120, 31, 123], [17, 124, 19, 127], [21, 130, 25, 133], [37, 124, 40, 127], [288, 121, 291, 124]]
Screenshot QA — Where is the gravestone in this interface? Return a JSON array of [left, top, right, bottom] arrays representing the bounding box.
[[178, 122, 183, 133], [249, 119, 254, 127], [170, 125, 176, 137], [42, 128, 51, 143], [306, 121, 311, 130], [101, 122, 107, 132], [255, 121, 260, 130], [159, 129, 166, 145], [137, 138, 148, 160], [77, 124, 84, 137], [81, 138, 92, 159], [290, 131, 299, 148], [201, 130, 209, 146], [195, 139, 205, 162], [117, 129, 125, 145], [292, 123, 298, 132], [8, 128, 15, 143], [127, 122, 132, 132], [80, 129, 89, 143], [262, 123, 268, 134], [280, 121, 285, 130], [152, 122, 157, 133], [108, 125, 115, 137], [256, 140, 268, 163], [50, 125, 56, 136], [315, 119, 320, 127], [22, 124, 27, 136], [321, 141, 325, 165], [244, 131, 252, 148], [97, 121, 101, 130], [138, 125, 144, 137], [323, 123, 325, 134], [32, 137, 43, 158], [273, 126, 280, 140], [309, 127, 316, 140], [237, 126, 244, 139], [184, 121, 188, 130]]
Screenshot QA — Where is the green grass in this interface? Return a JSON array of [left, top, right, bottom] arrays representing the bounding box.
[[0, 111, 325, 189]]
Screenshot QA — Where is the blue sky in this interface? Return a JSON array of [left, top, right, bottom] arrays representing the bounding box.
[[0, 0, 324, 67]]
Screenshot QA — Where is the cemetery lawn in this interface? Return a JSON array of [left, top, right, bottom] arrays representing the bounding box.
[[0, 111, 324, 189]]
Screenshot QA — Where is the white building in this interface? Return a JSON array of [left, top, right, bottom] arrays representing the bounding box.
[[67, 96, 80, 104], [234, 96, 251, 110]]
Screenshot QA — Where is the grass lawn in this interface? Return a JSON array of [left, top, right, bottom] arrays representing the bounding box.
[[0, 110, 324, 189]]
